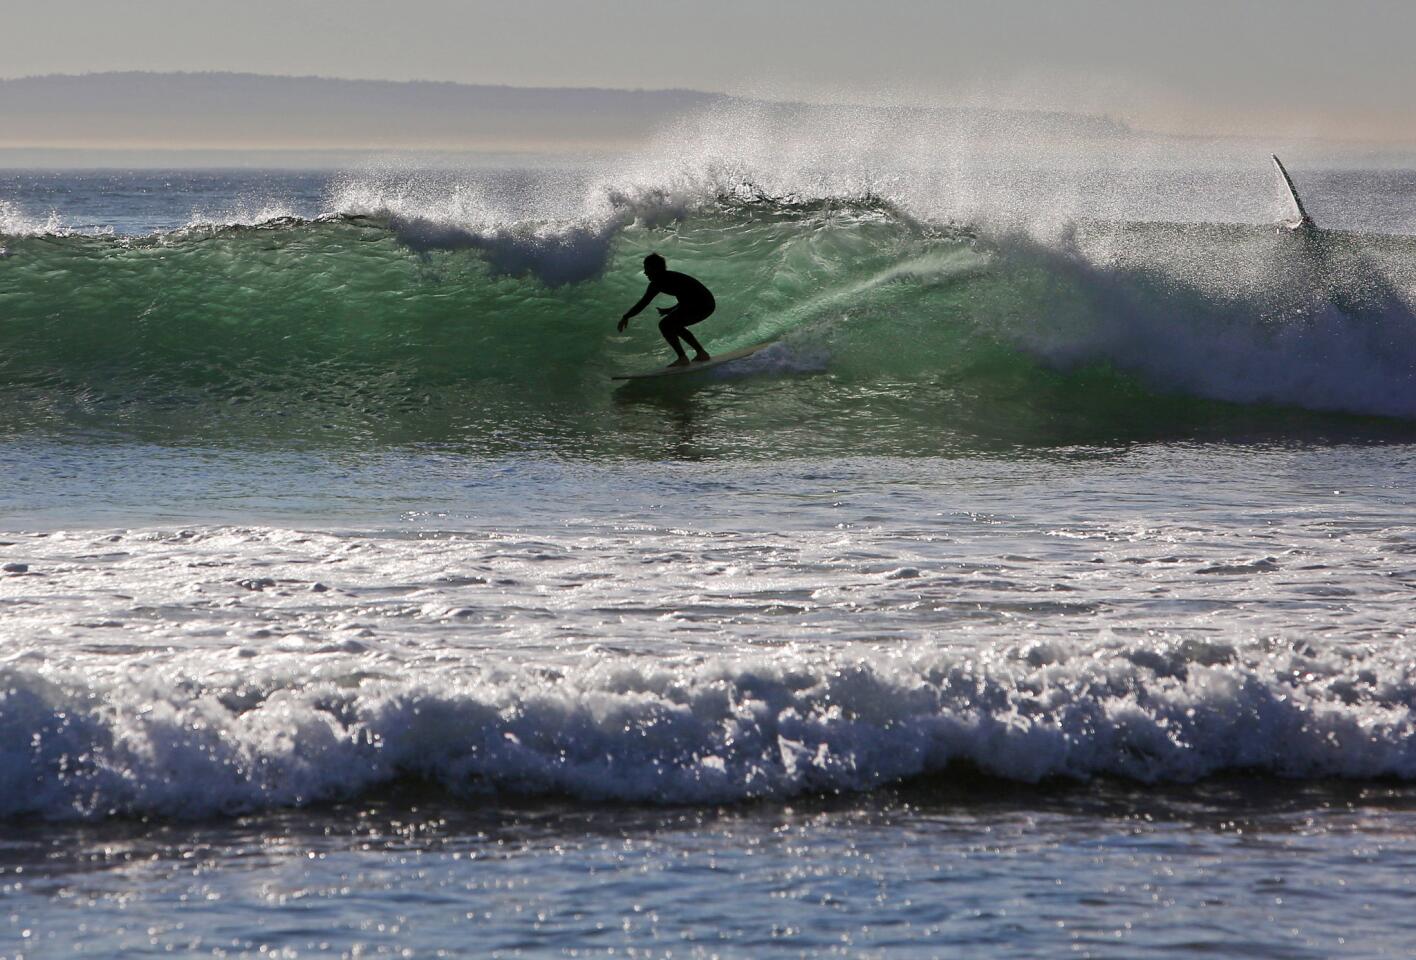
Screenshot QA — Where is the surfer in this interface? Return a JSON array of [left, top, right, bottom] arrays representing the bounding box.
[[617, 253, 714, 367]]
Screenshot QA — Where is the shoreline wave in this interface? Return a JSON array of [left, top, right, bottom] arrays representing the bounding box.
[[5, 634, 1414, 821]]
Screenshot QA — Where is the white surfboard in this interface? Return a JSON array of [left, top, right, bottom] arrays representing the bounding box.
[[611, 342, 773, 381]]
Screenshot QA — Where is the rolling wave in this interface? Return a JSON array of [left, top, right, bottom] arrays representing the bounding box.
[[3, 194, 1416, 450]]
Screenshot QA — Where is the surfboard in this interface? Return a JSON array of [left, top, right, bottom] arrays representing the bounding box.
[[611, 342, 773, 381], [1271, 154, 1315, 230]]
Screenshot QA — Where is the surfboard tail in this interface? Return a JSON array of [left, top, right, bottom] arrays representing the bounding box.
[[1271, 154, 1315, 230]]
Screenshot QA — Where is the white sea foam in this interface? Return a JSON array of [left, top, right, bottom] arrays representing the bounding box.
[[4, 632, 1414, 819], [2, 518, 1414, 819]]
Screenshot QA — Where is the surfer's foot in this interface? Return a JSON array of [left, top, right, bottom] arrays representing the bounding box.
[[666, 357, 691, 368], [692, 352, 711, 363]]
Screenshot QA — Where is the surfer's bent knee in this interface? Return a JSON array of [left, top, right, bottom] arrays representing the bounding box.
[[665, 304, 712, 331]]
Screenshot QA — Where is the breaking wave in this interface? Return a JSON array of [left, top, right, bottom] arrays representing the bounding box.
[[3, 176, 1416, 451], [5, 633, 1415, 819]]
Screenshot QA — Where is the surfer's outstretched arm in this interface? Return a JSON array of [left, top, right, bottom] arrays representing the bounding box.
[[617, 286, 659, 331]]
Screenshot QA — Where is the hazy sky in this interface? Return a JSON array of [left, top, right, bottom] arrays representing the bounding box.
[[8, 0, 1416, 137]]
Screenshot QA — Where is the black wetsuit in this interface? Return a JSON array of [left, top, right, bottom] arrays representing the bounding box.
[[645, 271, 716, 324], [622, 267, 716, 361]]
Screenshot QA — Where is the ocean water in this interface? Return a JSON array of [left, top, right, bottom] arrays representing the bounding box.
[[4, 127, 1416, 957]]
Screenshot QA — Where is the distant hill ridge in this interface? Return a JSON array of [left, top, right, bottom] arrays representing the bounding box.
[[0, 71, 728, 150], [0, 71, 1127, 152]]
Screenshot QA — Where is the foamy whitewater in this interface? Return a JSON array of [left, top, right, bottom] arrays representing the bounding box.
[[4, 112, 1416, 956]]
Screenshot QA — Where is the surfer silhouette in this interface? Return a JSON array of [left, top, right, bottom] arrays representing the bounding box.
[[617, 253, 714, 367]]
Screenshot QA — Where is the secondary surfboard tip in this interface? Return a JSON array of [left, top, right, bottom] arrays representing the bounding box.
[[1271, 154, 1316, 231]]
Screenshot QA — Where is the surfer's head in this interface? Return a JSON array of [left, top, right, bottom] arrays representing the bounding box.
[[643, 253, 666, 278]]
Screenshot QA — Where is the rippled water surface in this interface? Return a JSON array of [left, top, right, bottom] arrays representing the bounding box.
[[9, 782, 1416, 958]]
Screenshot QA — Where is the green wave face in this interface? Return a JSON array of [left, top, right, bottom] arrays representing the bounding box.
[[3, 205, 1416, 456]]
